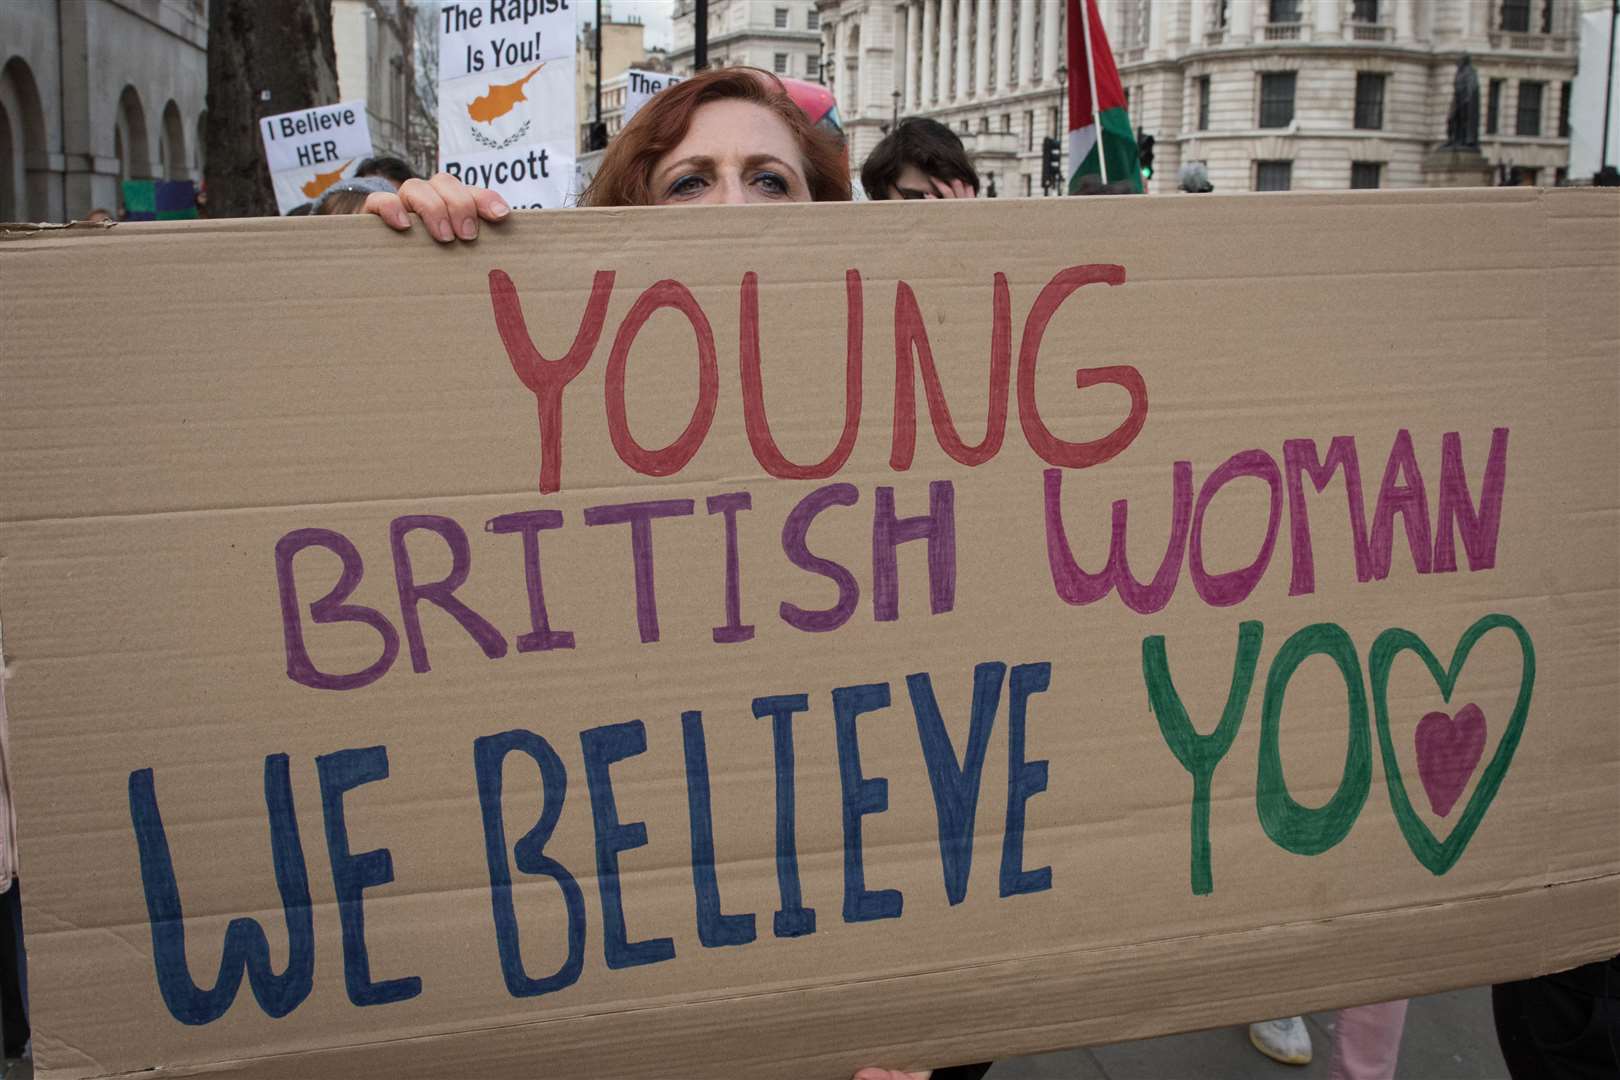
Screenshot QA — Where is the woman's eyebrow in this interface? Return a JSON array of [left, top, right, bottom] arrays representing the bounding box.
[[743, 154, 803, 180], [656, 155, 714, 183]]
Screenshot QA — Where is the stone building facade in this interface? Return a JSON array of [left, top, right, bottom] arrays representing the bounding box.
[[815, 0, 1580, 195], [0, 0, 209, 221], [332, 0, 416, 164], [670, 0, 825, 82]]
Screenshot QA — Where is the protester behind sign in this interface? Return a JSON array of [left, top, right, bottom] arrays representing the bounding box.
[[355, 157, 420, 190], [1179, 161, 1215, 193], [860, 118, 979, 201], [364, 68, 850, 240], [0, 627, 27, 1072], [315, 177, 397, 215]]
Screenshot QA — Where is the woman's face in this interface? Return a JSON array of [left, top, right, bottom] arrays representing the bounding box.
[[651, 99, 812, 206]]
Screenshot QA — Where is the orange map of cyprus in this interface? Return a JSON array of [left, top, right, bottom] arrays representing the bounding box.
[[467, 65, 545, 124], [300, 160, 353, 199]]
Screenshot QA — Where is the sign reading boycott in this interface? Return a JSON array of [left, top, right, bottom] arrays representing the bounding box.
[[438, 0, 575, 210], [0, 191, 1616, 1080], [258, 100, 373, 215]]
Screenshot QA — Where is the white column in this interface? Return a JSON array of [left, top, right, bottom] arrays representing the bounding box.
[[922, 0, 937, 104], [1314, 0, 1339, 39], [833, 17, 847, 110], [1040, 0, 1060, 83], [937, 0, 953, 101], [1393, 0, 1414, 41], [1149, 0, 1168, 52], [955, 0, 972, 101], [1016, 0, 1036, 86], [976, 0, 993, 97], [906, 1, 922, 111], [1190, 0, 1207, 45], [994, 0, 1014, 90], [1229, 0, 1253, 42]]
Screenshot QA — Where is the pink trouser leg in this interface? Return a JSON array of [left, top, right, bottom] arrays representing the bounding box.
[[1329, 999, 1410, 1080]]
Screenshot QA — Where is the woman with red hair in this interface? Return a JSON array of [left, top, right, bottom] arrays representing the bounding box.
[[365, 68, 850, 238]]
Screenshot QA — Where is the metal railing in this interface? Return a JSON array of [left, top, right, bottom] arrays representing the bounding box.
[[1263, 22, 1303, 41]]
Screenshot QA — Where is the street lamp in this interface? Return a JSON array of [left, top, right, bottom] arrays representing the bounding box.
[[1055, 64, 1068, 194], [891, 89, 902, 131]]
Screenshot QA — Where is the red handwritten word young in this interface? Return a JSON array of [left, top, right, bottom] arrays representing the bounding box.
[[489, 264, 1148, 494]]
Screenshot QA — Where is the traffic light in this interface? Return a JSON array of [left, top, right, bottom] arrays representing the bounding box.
[[1041, 136, 1062, 192], [1137, 133, 1156, 180]]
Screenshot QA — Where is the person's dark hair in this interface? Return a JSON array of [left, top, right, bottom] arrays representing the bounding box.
[[861, 117, 980, 200], [1073, 174, 1139, 196], [582, 68, 850, 206], [355, 156, 419, 187], [286, 202, 315, 216]]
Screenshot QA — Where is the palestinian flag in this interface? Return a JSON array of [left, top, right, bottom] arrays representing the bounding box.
[[1067, 0, 1143, 193]]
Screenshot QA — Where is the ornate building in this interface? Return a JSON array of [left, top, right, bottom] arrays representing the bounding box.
[[670, 0, 825, 81], [815, 0, 1581, 194], [0, 0, 208, 221]]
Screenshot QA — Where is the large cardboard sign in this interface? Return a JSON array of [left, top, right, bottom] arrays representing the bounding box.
[[438, 0, 576, 210], [258, 100, 373, 214], [0, 191, 1616, 1080]]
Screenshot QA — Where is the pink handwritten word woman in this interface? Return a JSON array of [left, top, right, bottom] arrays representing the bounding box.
[[364, 67, 850, 237]]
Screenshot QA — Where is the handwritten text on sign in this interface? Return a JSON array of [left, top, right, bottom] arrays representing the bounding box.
[[130, 263, 1530, 1025]]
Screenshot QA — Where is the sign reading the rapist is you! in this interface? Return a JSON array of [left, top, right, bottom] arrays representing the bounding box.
[[438, 0, 576, 210]]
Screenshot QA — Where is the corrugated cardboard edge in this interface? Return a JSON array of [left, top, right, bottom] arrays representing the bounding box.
[[39, 876, 1618, 1080]]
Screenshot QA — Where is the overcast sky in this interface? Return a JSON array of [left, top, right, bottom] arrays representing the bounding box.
[[584, 0, 675, 49]]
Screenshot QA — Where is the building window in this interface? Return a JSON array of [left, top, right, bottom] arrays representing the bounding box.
[[1354, 73, 1386, 130], [1487, 79, 1503, 135], [1558, 80, 1571, 137], [1556, 166, 1568, 184], [774, 53, 789, 74], [807, 53, 820, 77], [1256, 160, 1293, 191], [1541, 0, 1554, 33], [1517, 80, 1543, 136], [1197, 75, 1211, 130], [1352, 0, 1379, 21], [980, 115, 990, 132], [1519, 166, 1540, 185], [1025, 110, 1035, 150], [1001, 113, 1012, 132], [1351, 161, 1382, 188], [1024, 174, 1033, 196], [1259, 72, 1296, 128], [1269, 0, 1300, 23], [1500, 0, 1531, 33], [1048, 106, 1060, 136], [1216, 0, 1229, 25], [774, 7, 789, 29], [807, 9, 820, 30]]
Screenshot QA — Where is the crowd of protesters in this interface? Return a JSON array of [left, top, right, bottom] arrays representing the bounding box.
[[9, 64, 1615, 1080]]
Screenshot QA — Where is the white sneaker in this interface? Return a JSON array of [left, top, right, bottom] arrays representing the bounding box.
[[1249, 1016, 1313, 1065]]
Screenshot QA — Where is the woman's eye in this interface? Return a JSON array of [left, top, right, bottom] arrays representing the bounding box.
[[754, 172, 789, 195], [670, 175, 707, 197]]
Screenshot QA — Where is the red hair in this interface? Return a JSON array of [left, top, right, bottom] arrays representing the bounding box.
[[582, 68, 851, 207]]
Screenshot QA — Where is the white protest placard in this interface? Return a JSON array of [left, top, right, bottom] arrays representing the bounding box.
[[624, 69, 684, 126], [438, 0, 576, 210], [258, 100, 373, 215]]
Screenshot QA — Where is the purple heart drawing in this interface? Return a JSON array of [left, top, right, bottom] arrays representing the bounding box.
[[1414, 703, 1488, 818]]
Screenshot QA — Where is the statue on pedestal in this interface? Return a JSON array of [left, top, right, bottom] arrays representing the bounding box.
[[1444, 54, 1481, 150]]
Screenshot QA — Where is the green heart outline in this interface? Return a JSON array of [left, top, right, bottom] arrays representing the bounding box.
[[1369, 613, 1535, 876]]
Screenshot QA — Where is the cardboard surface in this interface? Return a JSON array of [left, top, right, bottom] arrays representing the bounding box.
[[1, 189, 1617, 1079]]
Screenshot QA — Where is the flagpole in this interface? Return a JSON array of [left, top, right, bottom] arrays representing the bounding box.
[[1078, 0, 1108, 184]]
